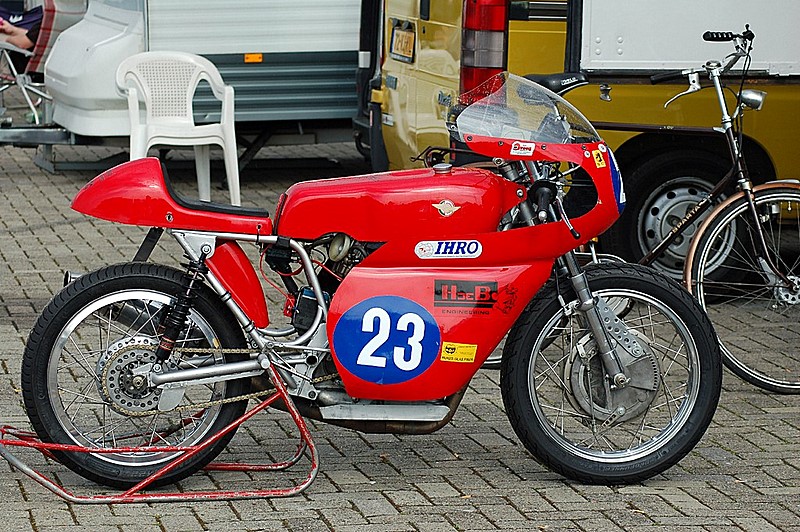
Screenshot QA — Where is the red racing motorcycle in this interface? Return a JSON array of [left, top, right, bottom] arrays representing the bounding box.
[[3, 73, 721, 502]]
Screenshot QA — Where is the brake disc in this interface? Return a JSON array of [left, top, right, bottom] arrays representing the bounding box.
[[98, 337, 161, 414], [563, 330, 661, 425]]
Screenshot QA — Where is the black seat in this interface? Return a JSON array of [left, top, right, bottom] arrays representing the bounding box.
[[523, 73, 588, 95]]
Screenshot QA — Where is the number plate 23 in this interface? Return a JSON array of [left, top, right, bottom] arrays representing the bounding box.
[[332, 296, 441, 384]]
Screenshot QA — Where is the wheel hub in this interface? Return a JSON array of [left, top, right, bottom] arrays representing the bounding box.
[[564, 332, 661, 425], [775, 275, 800, 305], [97, 337, 161, 414], [640, 182, 712, 277]]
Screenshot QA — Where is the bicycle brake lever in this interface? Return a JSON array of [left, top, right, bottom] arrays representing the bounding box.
[[664, 72, 702, 108]]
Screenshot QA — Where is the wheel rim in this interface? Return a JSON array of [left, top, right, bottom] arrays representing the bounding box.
[[527, 288, 700, 462], [693, 190, 800, 390], [47, 290, 228, 467], [638, 176, 724, 279]]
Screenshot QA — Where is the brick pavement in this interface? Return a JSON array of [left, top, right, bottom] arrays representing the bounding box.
[[0, 141, 799, 531]]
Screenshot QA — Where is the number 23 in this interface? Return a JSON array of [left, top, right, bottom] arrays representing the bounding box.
[[357, 308, 425, 371]]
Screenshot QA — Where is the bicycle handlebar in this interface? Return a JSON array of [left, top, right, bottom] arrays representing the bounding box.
[[702, 31, 736, 42], [650, 70, 689, 84], [651, 25, 754, 87]]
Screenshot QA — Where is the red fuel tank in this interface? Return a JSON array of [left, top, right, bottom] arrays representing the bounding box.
[[274, 166, 526, 241]]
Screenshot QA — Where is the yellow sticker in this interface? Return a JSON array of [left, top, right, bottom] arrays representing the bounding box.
[[592, 150, 606, 168], [440, 342, 478, 363], [244, 53, 263, 63]]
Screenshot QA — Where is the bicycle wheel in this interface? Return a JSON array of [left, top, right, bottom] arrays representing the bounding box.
[[687, 185, 800, 393]]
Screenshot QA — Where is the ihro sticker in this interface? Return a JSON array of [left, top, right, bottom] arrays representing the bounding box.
[[415, 240, 482, 259], [332, 296, 441, 384]]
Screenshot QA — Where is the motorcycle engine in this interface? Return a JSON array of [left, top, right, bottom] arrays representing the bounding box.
[[325, 232, 369, 279]]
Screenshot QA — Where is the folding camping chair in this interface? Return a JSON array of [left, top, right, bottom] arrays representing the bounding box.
[[0, 0, 86, 124]]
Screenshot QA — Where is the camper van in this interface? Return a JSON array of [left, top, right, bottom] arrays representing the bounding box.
[[354, 0, 800, 277], [1, 0, 368, 167]]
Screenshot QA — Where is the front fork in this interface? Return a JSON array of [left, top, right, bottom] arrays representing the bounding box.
[[558, 251, 629, 387], [511, 161, 630, 387]]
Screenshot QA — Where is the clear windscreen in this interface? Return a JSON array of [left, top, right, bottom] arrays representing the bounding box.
[[449, 72, 601, 147]]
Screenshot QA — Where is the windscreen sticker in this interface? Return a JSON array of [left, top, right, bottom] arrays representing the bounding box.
[[332, 296, 441, 385], [415, 240, 482, 259], [440, 342, 478, 363], [510, 141, 536, 157], [592, 149, 607, 168]]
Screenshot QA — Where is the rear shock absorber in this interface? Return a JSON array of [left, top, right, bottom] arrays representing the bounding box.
[[154, 254, 208, 362]]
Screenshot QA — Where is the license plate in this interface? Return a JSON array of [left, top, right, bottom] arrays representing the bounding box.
[[390, 26, 415, 63]]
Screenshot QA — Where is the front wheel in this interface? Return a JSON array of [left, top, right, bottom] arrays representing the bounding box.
[[687, 185, 800, 394], [21, 263, 250, 489], [501, 263, 721, 484]]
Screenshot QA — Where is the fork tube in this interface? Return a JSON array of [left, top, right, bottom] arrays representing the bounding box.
[[561, 251, 627, 386]]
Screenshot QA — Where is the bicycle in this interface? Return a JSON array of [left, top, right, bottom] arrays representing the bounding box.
[[632, 27, 800, 394]]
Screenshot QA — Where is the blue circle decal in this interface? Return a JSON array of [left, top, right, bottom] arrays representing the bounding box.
[[332, 296, 441, 385]]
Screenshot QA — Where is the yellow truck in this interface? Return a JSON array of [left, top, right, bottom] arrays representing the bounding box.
[[353, 0, 800, 277]]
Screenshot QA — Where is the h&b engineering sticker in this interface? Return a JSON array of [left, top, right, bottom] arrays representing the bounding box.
[[434, 279, 519, 316], [415, 240, 482, 259], [434, 279, 497, 316], [440, 342, 478, 363], [332, 296, 441, 385]]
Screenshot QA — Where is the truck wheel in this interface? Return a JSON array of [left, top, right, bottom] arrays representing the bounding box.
[[602, 150, 729, 279]]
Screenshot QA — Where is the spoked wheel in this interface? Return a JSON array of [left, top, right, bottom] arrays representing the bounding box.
[[21, 263, 250, 488], [687, 185, 800, 393], [501, 263, 721, 484]]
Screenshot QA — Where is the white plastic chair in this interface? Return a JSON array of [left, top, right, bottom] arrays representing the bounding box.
[[115, 51, 241, 205]]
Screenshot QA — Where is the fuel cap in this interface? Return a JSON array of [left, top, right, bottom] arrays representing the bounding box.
[[433, 163, 453, 174]]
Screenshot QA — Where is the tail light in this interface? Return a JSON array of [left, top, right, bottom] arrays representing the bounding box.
[[460, 0, 508, 95]]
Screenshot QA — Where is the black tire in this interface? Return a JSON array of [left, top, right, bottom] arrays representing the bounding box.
[[22, 262, 250, 489], [500, 263, 721, 484], [603, 150, 729, 280], [687, 186, 800, 394]]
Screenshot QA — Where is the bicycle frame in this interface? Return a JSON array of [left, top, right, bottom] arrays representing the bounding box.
[[638, 55, 794, 288]]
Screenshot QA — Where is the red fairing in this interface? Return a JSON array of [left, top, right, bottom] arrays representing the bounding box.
[[275, 167, 526, 241], [327, 262, 551, 401], [71, 158, 273, 235], [206, 241, 269, 328], [324, 141, 622, 401]]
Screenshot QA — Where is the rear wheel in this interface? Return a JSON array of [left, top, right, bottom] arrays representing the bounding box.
[[501, 263, 721, 484], [22, 263, 250, 488], [688, 186, 800, 393]]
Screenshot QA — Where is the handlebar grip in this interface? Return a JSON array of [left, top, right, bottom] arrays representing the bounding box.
[[650, 70, 685, 84], [703, 31, 735, 42]]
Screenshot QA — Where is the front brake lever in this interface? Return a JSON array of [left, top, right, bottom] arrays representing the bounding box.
[[664, 72, 702, 108]]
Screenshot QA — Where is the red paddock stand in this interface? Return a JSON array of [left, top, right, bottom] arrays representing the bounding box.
[[0, 366, 318, 504]]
